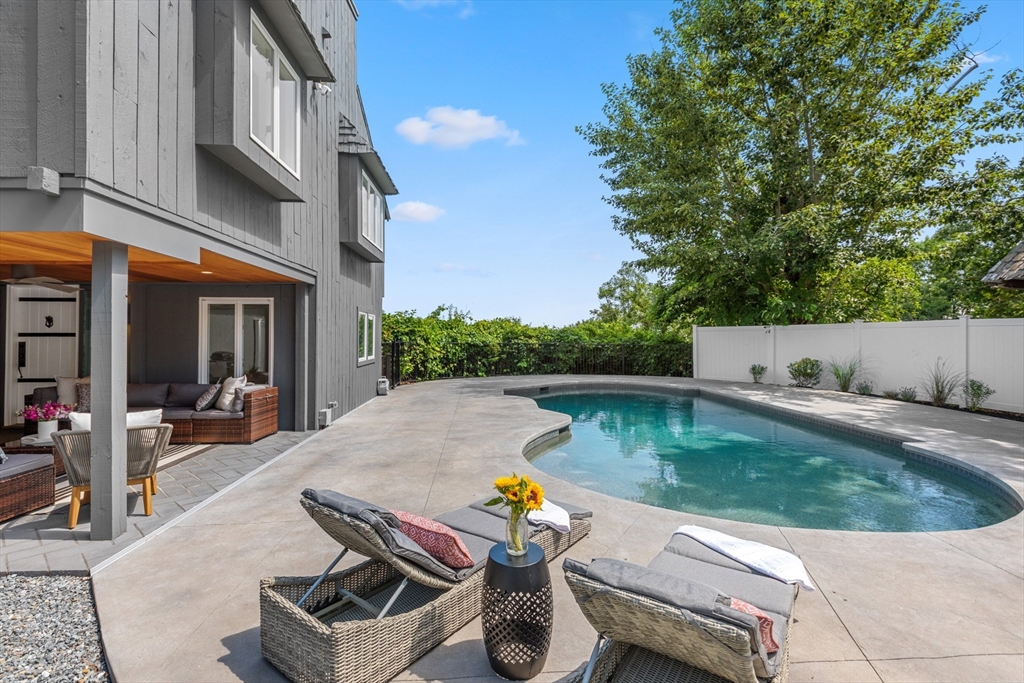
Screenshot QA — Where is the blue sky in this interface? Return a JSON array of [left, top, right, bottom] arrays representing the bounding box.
[[358, 0, 1024, 327]]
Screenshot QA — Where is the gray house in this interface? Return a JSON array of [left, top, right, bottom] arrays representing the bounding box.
[[0, 0, 397, 538]]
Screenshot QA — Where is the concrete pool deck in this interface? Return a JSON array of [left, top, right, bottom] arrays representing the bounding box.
[[90, 377, 1024, 683]]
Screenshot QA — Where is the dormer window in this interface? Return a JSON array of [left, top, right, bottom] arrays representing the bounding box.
[[360, 172, 384, 248], [250, 12, 300, 177]]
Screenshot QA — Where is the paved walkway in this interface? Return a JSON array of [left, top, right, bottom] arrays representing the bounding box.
[[89, 378, 1024, 683], [1, 431, 311, 573]]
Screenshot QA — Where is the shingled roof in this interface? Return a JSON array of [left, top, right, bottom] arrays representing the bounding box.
[[983, 238, 1024, 289]]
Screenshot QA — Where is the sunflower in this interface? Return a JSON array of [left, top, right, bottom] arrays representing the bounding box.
[[524, 481, 544, 511], [505, 488, 520, 502], [494, 475, 520, 492]]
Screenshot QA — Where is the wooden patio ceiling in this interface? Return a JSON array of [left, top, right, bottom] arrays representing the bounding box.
[[0, 232, 297, 284]]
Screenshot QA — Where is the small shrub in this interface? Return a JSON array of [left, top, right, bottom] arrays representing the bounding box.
[[882, 388, 900, 399], [828, 356, 861, 392], [855, 381, 873, 395], [923, 357, 962, 407], [750, 364, 767, 383], [788, 358, 822, 388], [897, 386, 918, 402], [961, 379, 995, 412]]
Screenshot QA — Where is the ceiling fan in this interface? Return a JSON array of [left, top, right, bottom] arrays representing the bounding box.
[[2, 265, 80, 293]]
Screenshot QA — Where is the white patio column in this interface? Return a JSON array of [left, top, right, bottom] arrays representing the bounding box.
[[90, 240, 129, 540]]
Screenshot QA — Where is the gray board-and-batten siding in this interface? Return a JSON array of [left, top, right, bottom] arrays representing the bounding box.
[[1, 0, 389, 428]]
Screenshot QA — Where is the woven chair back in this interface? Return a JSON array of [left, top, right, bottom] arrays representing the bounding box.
[[300, 497, 460, 591], [52, 425, 173, 487], [564, 571, 760, 683]]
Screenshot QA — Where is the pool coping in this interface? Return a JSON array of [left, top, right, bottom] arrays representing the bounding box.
[[505, 380, 1024, 514]]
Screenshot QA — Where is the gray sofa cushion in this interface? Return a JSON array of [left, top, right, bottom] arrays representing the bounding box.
[[191, 410, 243, 420], [0, 452, 54, 479], [664, 534, 754, 574], [166, 383, 217, 408], [31, 387, 59, 404], [647, 551, 797, 618], [127, 383, 170, 408], [160, 407, 197, 421]]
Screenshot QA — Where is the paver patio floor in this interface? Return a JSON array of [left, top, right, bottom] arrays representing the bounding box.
[[1, 431, 311, 573], [89, 377, 1024, 683]]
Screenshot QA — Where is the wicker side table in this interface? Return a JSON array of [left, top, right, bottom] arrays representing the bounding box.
[[481, 542, 553, 680]]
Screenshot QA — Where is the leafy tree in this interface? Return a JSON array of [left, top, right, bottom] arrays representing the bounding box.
[[581, 0, 1022, 326], [916, 155, 1024, 319], [590, 263, 656, 326]]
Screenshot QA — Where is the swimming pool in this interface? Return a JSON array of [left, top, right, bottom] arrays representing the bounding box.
[[528, 391, 1017, 531]]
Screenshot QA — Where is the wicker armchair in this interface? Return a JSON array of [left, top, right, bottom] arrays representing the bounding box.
[[52, 425, 173, 529]]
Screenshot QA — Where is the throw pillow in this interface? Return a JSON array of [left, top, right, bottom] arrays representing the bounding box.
[[70, 411, 91, 431], [54, 376, 80, 406], [390, 509, 475, 569], [194, 385, 219, 411], [69, 409, 163, 431], [730, 597, 779, 654], [230, 389, 245, 413], [0, 448, 7, 464], [76, 383, 92, 413], [215, 375, 246, 412]]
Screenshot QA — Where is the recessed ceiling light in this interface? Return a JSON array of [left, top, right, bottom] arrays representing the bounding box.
[[200, 270, 213, 274]]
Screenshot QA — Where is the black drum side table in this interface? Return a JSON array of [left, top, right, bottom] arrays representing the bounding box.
[[481, 542, 553, 680]]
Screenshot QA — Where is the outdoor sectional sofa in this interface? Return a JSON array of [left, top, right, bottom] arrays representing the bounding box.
[[29, 383, 278, 445]]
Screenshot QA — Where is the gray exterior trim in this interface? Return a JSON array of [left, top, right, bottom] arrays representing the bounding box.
[[255, 0, 335, 82]]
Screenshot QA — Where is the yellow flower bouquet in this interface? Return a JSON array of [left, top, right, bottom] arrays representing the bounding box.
[[486, 473, 544, 556]]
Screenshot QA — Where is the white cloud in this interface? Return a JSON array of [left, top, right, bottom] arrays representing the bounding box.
[[435, 263, 489, 277], [396, 106, 524, 149], [395, 0, 473, 18], [971, 52, 1003, 65], [392, 201, 446, 222]]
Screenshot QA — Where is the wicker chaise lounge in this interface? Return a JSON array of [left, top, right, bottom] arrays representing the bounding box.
[[563, 533, 799, 683], [260, 488, 592, 683]]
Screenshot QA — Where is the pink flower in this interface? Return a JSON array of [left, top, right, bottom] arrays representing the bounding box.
[[18, 401, 75, 422]]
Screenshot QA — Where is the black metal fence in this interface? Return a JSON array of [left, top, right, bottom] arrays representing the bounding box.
[[382, 340, 692, 388]]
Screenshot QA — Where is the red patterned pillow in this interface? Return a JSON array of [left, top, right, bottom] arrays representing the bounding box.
[[390, 510, 475, 569], [730, 597, 779, 653]]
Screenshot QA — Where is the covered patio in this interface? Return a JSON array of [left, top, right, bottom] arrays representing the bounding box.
[[1, 181, 311, 540]]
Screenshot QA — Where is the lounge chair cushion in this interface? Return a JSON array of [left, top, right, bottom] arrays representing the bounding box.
[[469, 497, 592, 520], [434, 506, 525, 543], [664, 534, 754, 574], [303, 489, 481, 582], [647, 551, 796, 618]]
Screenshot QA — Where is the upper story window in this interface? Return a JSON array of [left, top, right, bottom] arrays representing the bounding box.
[[360, 172, 384, 248], [251, 12, 300, 177]]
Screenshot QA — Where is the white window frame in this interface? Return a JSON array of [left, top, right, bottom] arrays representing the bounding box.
[[250, 10, 301, 178], [357, 310, 376, 363], [198, 297, 275, 384], [360, 172, 384, 249]]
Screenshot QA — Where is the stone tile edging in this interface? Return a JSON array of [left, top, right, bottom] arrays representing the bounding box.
[[505, 379, 1024, 514]]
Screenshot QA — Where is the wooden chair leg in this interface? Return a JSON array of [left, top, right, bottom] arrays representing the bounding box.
[[82, 489, 90, 505], [150, 475, 158, 495], [143, 477, 153, 516], [68, 487, 82, 529]]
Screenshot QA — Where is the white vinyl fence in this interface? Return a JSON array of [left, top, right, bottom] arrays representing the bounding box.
[[693, 317, 1024, 414]]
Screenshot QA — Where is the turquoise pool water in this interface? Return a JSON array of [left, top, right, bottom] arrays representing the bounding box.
[[529, 392, 1017, 531]]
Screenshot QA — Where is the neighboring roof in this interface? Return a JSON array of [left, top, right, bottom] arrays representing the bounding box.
[[983, 238, 1024, 289], [338, 113, 398, 195], [256, 0, 335, 82]]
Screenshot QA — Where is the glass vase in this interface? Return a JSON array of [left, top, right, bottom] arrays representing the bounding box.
[[505, 510, 528, 557]]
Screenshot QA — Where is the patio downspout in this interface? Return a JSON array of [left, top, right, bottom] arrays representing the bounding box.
[[90, 240, 129, 540]]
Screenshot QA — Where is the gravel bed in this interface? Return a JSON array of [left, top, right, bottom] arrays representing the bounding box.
[[0, 575, 109, 683]]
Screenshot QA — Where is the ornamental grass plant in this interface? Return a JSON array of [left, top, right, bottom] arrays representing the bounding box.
[[828, 356, 861, 392], [922, 357, 962, 407]]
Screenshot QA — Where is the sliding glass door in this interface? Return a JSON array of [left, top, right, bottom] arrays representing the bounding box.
[[199, 298, 273, 385]]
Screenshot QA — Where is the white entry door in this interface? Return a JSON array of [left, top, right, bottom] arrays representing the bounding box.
[[4, 285, 79, 425]]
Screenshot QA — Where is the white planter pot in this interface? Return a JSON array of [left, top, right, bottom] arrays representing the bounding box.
[[37, 420, 59, 442]]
